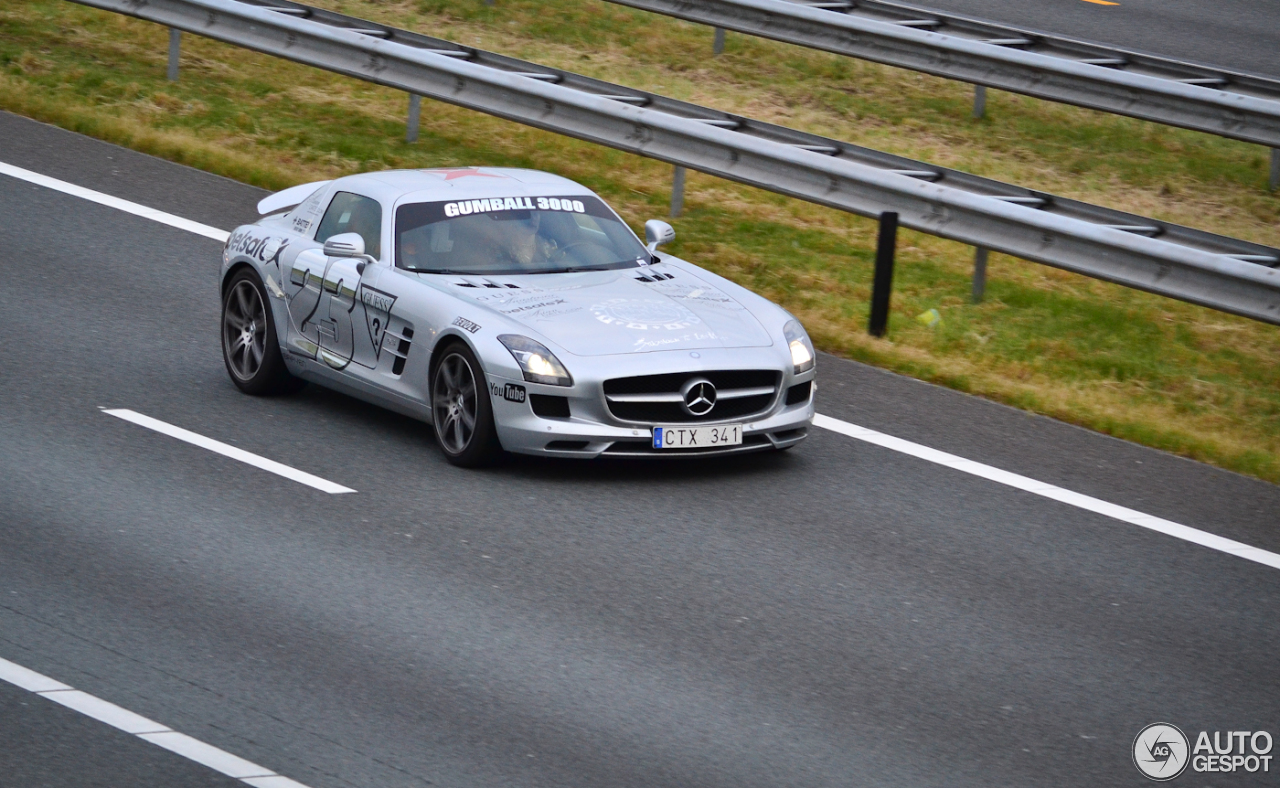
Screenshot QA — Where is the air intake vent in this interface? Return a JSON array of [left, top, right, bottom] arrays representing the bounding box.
[[530, 394, 571, 419], [785, 380, 812, 406], [389, 326, 413, 376], [546, 440, 589, 451], [451, 278, 520, 289]]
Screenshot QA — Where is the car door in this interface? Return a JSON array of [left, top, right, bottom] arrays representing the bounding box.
[[284, 190, 382, 372]]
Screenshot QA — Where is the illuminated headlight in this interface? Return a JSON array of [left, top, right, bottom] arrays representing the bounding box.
[[497, 335, 574, 386], [783, 319, 815, 375]]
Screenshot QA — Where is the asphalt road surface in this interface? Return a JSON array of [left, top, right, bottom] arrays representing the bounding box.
[[2, 110, 1279, 787], [904, 0, 1279, 79]]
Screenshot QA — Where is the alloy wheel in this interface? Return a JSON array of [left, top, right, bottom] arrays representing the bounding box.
[[223, 280, 267, 381], [433, 353, 478, 454]]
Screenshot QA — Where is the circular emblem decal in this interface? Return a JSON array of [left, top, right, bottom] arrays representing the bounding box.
[[590, 298, 701, 330], [1133, 723, 1189, 781], [681, 377, 717, 416]]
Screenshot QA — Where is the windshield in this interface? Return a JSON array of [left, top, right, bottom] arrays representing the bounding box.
[[395, 195, 650, 275]]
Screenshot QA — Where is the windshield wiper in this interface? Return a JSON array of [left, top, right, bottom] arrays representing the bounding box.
[[409, 263, 638, 275], [544, 261, 643, 274]]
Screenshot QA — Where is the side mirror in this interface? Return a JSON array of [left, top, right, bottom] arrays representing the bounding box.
[[644, 219, 676, 253], [323, 232, 365, 258]]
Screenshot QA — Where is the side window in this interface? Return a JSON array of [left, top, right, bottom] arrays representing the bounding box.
[[315, 192, 382, 259]]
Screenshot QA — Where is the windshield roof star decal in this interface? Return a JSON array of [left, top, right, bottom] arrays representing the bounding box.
[[429, 167, 506, 181]]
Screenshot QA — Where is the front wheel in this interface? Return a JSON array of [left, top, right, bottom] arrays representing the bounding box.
[[431, 342, 501, 467], [221, 269, 301, 395]]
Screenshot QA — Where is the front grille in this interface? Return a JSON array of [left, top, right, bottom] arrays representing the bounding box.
[[603, 370, 780, 424]]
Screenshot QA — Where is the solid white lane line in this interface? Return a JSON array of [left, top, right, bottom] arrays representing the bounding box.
[[41, 689, 172, 734], [138, 732, 276, 779], [0, 161, 230, 243], [241, 777, 313, 788], [7, 159, 1271, 570], [814, 414, 1280, 570], [0, 657, 73, 692], [0, 656, 312, 788], [102, 408, 355, 494]]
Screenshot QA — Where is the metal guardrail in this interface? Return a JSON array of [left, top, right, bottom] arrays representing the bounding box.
[[205, 0, 1279, 272], [603, 0, 1280, 157], [68, 0, 1280, 324]]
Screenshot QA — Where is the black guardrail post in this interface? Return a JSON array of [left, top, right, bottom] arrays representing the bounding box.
[[406, 94, 421, 143], [869, 211, 897, 337], [167, 28, 181, 81], [670, 165, 686, 217], [972, 246, 989, 303]]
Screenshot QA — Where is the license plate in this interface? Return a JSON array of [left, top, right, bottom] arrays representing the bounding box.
[[652, 424, 743, 449]]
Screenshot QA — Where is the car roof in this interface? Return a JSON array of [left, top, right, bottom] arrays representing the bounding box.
[[331, 168, 595, 204]]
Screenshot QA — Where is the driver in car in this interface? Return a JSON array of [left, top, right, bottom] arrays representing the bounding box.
[[491, 210, 559, 268]]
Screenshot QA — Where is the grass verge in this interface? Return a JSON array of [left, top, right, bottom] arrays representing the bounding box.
[[2, 0, 1278, 482]]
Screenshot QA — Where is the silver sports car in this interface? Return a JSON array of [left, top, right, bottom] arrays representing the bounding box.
[[220, 167, 816, 466]]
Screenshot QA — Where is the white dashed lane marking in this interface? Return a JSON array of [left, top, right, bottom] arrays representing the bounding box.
[[0, 656, 313, 788], [4, 160, 1276, 569], [103, 409, 355, 494], [0, 161, 229, 242]]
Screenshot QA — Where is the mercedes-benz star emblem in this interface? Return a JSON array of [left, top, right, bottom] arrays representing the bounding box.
[[681, 378, 717, 416]]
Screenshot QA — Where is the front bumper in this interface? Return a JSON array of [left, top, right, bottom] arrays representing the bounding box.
[[486, 346, 815, 459]]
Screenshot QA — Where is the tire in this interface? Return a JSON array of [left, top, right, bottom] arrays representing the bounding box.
[[221, 269, 302, 395], [431, 341, 501, 467]]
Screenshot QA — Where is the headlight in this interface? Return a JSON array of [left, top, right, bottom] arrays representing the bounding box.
[[783, 319, 815, 375], [497, 335, 574, 386]]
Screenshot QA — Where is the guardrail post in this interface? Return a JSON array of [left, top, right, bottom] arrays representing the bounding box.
[[868, 211, 897, 337], [972, 85, 986, 119], [713, 27, 725, 55], [1271, 148, 1279, 191], [406, 94, 421, 143], [167, 28, 181, 81], [670, 165, 686, 217], [972, 246, 988, 303]]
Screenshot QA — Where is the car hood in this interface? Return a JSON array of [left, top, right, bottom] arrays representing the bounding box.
[[437, 267, 774, 356]]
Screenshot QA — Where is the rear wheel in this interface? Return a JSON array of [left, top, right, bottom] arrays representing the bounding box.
[[221, 269, 301, 395], [431, 342, 501, 467]]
